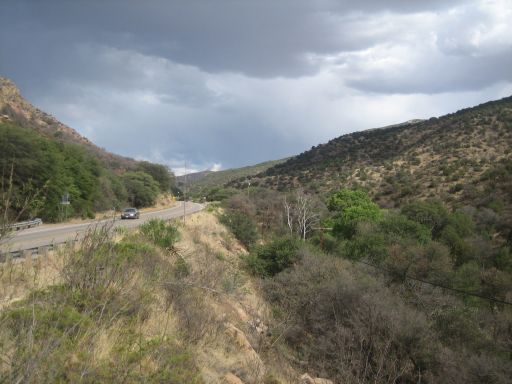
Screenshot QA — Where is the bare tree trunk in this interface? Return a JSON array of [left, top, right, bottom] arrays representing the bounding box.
[[295, 189, 319, 241], [283, 196, 294, 236]]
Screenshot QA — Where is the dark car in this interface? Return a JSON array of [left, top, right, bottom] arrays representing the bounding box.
[[121, 207, 140, 219]]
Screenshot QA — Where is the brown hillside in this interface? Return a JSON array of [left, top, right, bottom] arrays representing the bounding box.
[[230, 96, 512, 210], [0, 77, 137, 171]]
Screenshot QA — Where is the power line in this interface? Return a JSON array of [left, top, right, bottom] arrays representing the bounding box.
[[355, 259, 512, 306]]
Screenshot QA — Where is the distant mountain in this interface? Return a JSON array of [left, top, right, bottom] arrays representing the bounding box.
[[0, 77, 137, 171], [177, 159, 287, 197], [178, 170, 214, 185], [229, 96, 512, 210]]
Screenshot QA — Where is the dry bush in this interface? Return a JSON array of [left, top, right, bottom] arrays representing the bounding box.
[[261, 250, 512, 384], [163, 242, 227, 344]]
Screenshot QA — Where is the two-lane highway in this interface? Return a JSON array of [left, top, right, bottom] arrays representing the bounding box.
[[1, 201, 203, 252]]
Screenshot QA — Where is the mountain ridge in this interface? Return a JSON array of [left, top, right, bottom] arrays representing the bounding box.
[[178, 158, 287, 197], [227, 95, 512, 210]]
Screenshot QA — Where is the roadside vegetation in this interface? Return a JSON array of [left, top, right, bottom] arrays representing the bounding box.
[[0, 219, 203, 383], [214, 185, 512, 383], [0, 122, 176, 222]]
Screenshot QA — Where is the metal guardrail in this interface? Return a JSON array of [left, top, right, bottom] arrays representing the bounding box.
[[0, 239, 78, 263], [0, 205, 204, 263], [8, 218, 43, 231]]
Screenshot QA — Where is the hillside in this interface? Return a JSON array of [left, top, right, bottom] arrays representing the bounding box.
[[0, 212, 332, 383], [0, 77, 136, 171], [0, 77, 175, 222], [178, 158, 286, 198], [211, 97, 512, 384], [229, 96, 512, 210]]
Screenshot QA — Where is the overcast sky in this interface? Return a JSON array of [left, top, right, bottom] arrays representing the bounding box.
[[1, 0, 511, 174]]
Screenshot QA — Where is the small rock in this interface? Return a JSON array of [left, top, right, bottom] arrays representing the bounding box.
[[225, 323, 253, 350], [300, 373, 334, 384], [224, 373, 245, 384]]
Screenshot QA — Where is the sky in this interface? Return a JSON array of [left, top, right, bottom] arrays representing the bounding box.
[[1, 0, 511, 175]]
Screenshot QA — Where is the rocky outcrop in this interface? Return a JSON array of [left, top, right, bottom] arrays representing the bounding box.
[[223, 323, 266, 382]]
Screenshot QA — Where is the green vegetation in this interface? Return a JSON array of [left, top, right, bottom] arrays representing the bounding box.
[[139, 219, 180, 250], [1, 123, 110, 221], [0, 223, 202, 383], [0, 122, 176, 221], [137, 161, 175, 193], [262, 252, 512, 383], [218, 182, 512, 383], [219, 209, 259, 248], [122, 171, 160, 208], [243, 237, 300, 277], [328, 188, 382, 238]]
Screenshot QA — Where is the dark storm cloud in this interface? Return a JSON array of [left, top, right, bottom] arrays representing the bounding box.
[[0, 0, 511, 173], [0, 0, 469, 80]]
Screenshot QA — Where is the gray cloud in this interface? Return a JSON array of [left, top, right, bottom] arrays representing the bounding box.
[[0, 0, 472, 80], [0, 0, 511, 173]]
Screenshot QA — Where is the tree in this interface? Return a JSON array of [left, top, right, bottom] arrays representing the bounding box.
[[328, 189, 381, 238], [0, 123, 125, 221], [1, 161, 43, 245], [122, 171, 160, 207], [137, 161, 175, 193], [401, 200, 449, 238], [283, 189, 320, 241]]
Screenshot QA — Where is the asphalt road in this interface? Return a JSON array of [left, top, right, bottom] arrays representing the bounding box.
[[1, 201, 203, 252]]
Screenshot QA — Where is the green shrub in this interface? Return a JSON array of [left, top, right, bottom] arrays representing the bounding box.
[[401, 200, 449, 238], [344, 228, 389, 262], [379, 212, 431, 244], [243, 237, 301, 277], [494, 247, 512, 272], [139, 219, 180, 250], [440, 225, 474, 266], [310, 232, 338, 254], [328, 189, 382, 239], [219, 210, 258, 248]]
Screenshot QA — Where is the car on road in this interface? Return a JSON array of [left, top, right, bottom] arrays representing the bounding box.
[[121, 207, 140, 219]]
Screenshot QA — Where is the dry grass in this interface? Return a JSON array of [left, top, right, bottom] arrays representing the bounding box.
[[0, 249, 65, 310], [166, 211, 300, 383], [0, 211, 301, 383]]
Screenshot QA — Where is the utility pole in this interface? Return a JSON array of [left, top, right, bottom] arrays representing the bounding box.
[[183, 162, 187, 224]]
